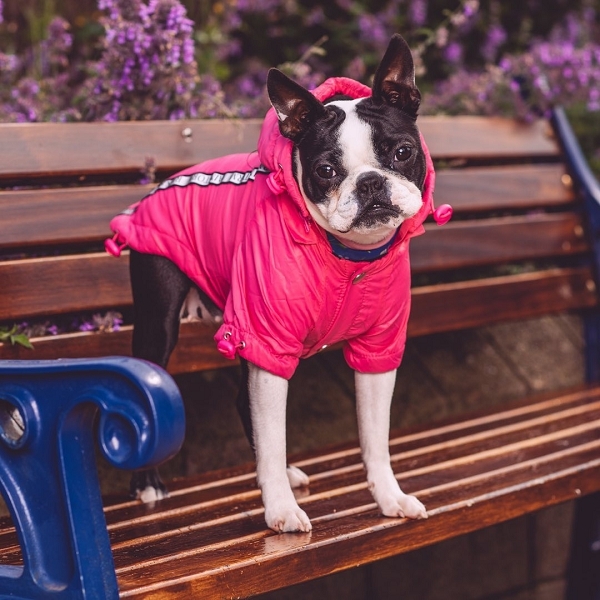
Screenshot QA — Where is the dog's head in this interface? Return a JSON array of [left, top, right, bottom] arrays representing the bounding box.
[[267, 34, 426, 247]]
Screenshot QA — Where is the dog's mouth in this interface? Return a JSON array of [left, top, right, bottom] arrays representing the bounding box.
[[351, 200, 401, 228]]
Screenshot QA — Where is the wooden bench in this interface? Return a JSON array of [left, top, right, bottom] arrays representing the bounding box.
[[1, 107, 600, 598]]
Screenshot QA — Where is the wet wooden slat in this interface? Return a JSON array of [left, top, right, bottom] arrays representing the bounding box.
[[2, 389, 597, 555], [408, 267, 598, 337], [0, 166, 573, 252], [418, 116, 560, 161], [0, 116, 558, 183], [0, 253, 131, 321], [96, 395, 600, 551], [0, 185, 150, 250], [1, 268, 595, 373], [0, 120, 263, 181], [1, 388, 599, 598], [434, 164, 574, 213], [412, 213, 588, 272]]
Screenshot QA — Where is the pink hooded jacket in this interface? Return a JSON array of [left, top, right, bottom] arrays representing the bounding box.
[[107, 77, 440, 379]]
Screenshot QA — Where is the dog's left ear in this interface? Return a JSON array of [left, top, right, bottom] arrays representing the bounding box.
[[372, 34, 421, 118], [267, 68, 328, 143]]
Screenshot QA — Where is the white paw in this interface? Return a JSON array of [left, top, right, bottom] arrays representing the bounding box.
[[368, 474, 428, 520], [379, 492, 428, 519], [265, 501, 312, 533], [286, 465, 310, 489], [137, 485, 168, 504], [378, 492, 428, 520]]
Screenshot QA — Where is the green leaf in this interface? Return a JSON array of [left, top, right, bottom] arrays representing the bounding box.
[[0, 326, 33, 349], [10, 334, 34, 350], [0, 325, 18, 343]]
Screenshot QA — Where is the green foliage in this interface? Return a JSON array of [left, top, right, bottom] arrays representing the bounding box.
[[566, 103, 600, 178], [0, 325, 33, 349]]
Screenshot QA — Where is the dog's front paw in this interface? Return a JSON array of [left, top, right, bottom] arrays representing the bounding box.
[[265, 502, 312, 533], [261, 475, 312, 533], [377, 491, 428, 520], [368, 472, 427, 520]]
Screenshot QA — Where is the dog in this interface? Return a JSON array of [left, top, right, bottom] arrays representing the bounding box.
[[106, 33, 449, 532]]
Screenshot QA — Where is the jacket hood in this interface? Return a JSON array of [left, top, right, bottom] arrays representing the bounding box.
[[257, 76, 436, 241]]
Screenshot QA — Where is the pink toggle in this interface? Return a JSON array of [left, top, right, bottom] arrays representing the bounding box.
[[266, 170, 285, 195], [217, 338, 238, 360], [104, 236, 126, 257], [433, 204, 453, 225]]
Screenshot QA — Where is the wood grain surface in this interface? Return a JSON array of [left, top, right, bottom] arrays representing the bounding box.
[[1, 387, 596, 598]]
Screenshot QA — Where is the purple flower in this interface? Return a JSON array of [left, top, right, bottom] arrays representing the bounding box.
[[463, 0, 479, 18], [444, 42, 463, 65], [357, 14, 389, 45], [423, 32, 600, 120], [306, 7, 325, 26], [82, 0, 200, 121], [79, 321, 96, 332], [409, 0, 428, 27], [482, 24, 507, 63]]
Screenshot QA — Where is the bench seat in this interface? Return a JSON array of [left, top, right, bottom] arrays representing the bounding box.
[[1, 385, 597, 598]]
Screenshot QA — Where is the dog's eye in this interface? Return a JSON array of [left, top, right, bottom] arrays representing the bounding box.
[[316, 165, 337, 179], [394, 146, 412, 163]]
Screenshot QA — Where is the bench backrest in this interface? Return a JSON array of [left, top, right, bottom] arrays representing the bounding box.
[[1, 113, 598, 375]]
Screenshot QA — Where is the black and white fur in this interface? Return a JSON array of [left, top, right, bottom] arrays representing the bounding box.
[[129, 34, 428, 532]]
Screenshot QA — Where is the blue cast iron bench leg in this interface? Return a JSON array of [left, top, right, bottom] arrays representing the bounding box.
[[0, 357, 185, 600]]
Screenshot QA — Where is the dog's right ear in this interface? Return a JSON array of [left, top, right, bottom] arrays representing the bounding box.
[[267, 69, 328, 143]]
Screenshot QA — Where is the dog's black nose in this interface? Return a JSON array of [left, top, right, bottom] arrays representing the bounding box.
[[357, 172, 386, 197]]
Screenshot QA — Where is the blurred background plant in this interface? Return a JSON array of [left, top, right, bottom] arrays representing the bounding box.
[[0, 0, 598, 166]]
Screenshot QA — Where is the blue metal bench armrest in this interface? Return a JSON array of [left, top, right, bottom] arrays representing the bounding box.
[[0, 357, 185, 600], [552, 107, 600, 210], [551, 107, 600, 383]]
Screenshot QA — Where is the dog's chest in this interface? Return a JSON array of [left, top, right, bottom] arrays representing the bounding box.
[[297, 244, 412, 356]]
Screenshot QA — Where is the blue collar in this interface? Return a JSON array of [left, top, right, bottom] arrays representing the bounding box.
[[327, 230, 398, 262]]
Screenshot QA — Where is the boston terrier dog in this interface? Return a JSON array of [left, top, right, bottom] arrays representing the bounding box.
[[107, 33, 444, 532]]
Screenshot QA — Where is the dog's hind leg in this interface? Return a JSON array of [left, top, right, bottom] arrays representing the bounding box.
[[129, 250, 192, 368], [129, 250, 192, 502], [237, 359, 309, 490], [236, 359, 255, 450]]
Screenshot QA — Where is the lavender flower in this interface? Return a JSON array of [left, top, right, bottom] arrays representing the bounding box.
[[444, 42, 463, 65], [358, 14, 389, 46], [423, 37, 600, 119], [0, 0, 597, 127], [82, 0, 201, 121], [482, 24, 507, 62], [409, 0, 428, 27]]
